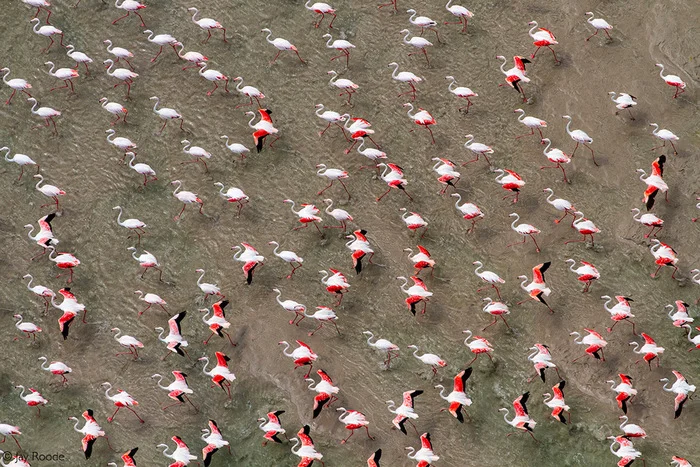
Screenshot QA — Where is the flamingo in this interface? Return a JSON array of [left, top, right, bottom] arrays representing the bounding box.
[[528, 344, 561, 383], [406, 432, 440, 465], [13, 314, 41, 340], [656, 63, 686, 99], [323, 34, 355, 67], [199, 351, 236, 399], [306, 369, 340, 418], [397, 275, 432, 315], [462, 330, 494, 365], [199, 65, 230, 96], [585, 12, 613, 42], [363, 331, 400, 368], [103, 40, 135, 70], [0, 425, 22, 451], [112, 0, 146, 26], [444, 75, 478, 113], [68, 409, 111, 459], [152, 371, 197, 411], [609, 92, 637, 119], [111, 327, 143, 359], [290, 425, 324, 466], [269, 241, 304, 278], [200, 300, 235, 346], [514, 109, 546, 141], [134, 290, 167, 316], [107, 448, 139, 467], [15, 385, 47, 416], [157, 436, 197, 466], [101, 382, 143, 423], [142, 29, 178, 62], [344, 229, 374, 274], [386, 390, 423, 435], [400, 29, 432, 66], [151, 96, 184, 134], [389, 62, 422, 101], [246, 109, 279, 152], [403, 103, 436, 144], [630, 333, 664, 369], [279, 340, 317, 377], [660, 370, 696, 419], [257, 411, 287, 446], [431, 158, 460, 194], [667, 301, 693, 328], [497, 55, 530, 102], [408, 344, 446, 375], [315, 103, 349, 139], [601, 295, 635, 334], [472, 261, 504, 299], [671, 457, 692, 467], [103, 59, 138, 98], [435, 368, 472, 422], [261, 28, 305, 64], [628, 208, 663, 239], [100, 98, 128, 125], [444, 0, 473, 33], [188, 7, 226, 43], [404, 246, 435, 277], [1, 67, 33, 105], [353, 137, 386, 170], [494, 169, 525, 203], [650, 239, 678, 279], [638, 155, 669, 211], [683, 325, 700, 351], [173, 43, 208, 72], [220, 136, 250, 160], [126, 153, 156, 186], [155, 312, 190, 360], [201, 419, 231, 464], [517, 262, 553, 312], [481, 297, 511, 330], [45, 246, 78, 284], [192, 269, 223, 303], [320, 268, 350, 305], [342, 115, 379, 153], [232, 243, 265, 285], [113, 206, 146, 245], [181, 139, 211, 172], [527, 21, 559, 63], [608, 436, 644, 466], [566, 211, 601, 246], [51, 287, 87, 325], [462, 134, 493, 166], [337, 408, 373, 444], [649, 123, 679, 155], [449, 193, 483, 232], [322, 199, 353, 231], [273, 289, 307, 325], [565, 259, 599, 292], [570, 329, 607, 362], [284, 199, 323, 234], [23, 0, 52, 24], [508, 212, 541, 252], [328, 70, 359, 105], [2, 145, 38, 178], [27, 98, 61, 135], [376, 162, 412, 202], [543, 188, 576, 224], [500, 393, 537, 441], [400, 208, 428, 238], [213, 182, 248, 216], [232, 76, 264, 108], [25, 213, 58, 260], [607, 374, 636, 414], [106, 129, 137, 162], [23, 275, 54, 313], [563, 115, 597, 165], [543, 381, 569, 424], [30, 18, 64, 53], [127, 247, 162, 281], [171, 180, 203, 221], [63, 45, 92, 76], [406, 8, 442, 42], [305, 0, 337, 28], [316, 163, 351, 198]]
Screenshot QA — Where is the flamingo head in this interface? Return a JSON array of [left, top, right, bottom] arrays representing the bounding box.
[[528, 21, 536, 26], [445, 75, 454, 80], [517, 275, 528, 280], [509, 213, 518, 217], [399, 29, 409, 34], [514, 108, 523, 113], [322, 33, 332, 39], [233, 76, 243, 82], [327, 70, 337, 76], [245, 111, 255, 116], [542, 188, 553, 193], [655, 63, 663, 68], [142, 29, 153, 35], [406, 9, 416, 13], [110, 328, 119, 332], [407, 344, 418, 350], [13, 314, 21, 319], [283, 199, 293, 204], [496, 55, 505, 60], [99, 97, 107, 103], [322, 198, 332, 203], [261, 28, 271, 33], [562, 115, 572, 120], [584, 12, 593, 15]]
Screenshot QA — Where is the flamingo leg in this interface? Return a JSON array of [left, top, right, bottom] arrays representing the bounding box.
[[151, 46, 164, 63], [125, 407, 145, 423], [376, 187, 392, 202], [585, 30, 599, 41], [516, 128, 535, 139]]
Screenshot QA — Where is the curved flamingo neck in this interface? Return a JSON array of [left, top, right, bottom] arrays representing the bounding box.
[[528, 22, 538, 37], [314, 104, 324, 117], [515, 109, 526, 121], [325, 35, 333, 47], [279, 341, 292, 356], [153, 374, 166, 389], [235, 78, 245, 92], [103, 383, 113, 398], [144, 30, 155, 41], [324, 200, 333, 214], [586, 12, 595, 23], [602, 296, 613, 311], [542, 139, 552, 154], [128, 153, 137, 168], [629, 342, 640, 353], [397, 276, 409, 291], [197, 270, 206, 285], [650, 123, 659, 135], [172, 180, 182, 195], [510, 214, 520, 230], [402, 30, 411, 43], [1, 69, 10, 83], [564, 118, 573, 135], [389, 62, 399, 78], [436, 385, 447, 400], [105, 60, 114, 75], [328, 72, 338, 85], [264, 30, 273, 42], [200, 357, 211, 374], [45, 62, 56, 75], [657, 65, 666, 79], [404, 103, 415, 118], [290, 438, 300, 454], [463, 330, 473, 343], [28, 99, 38, 113], [498, 56, 507, 74], [152, 97, 160, 112], [190, 8, 199, 21], [115, 207, 125, 225], [501, 408, 512, 424]]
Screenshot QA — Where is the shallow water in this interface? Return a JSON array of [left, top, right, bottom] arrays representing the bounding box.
[[1, 0, 699, 465]]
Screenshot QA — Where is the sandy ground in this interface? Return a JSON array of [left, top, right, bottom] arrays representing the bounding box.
[[0, 0, 699, 465]]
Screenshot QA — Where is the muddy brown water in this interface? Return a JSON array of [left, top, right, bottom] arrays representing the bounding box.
[[1, 0, 699, 465]]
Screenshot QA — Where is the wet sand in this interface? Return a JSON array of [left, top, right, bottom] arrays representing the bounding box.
[[1, 0, 699, 465]]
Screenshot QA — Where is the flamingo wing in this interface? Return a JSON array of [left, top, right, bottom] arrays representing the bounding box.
[[258, 108, 273, 123], [58, 288, 77, 300], [504, 169, 522, 180], [208, 419, 222, 436], [403, 389, 424, 408], [641, 333, 656, 345], [420, 432, 433, 450], [453, 367, 472, 393], [619, 374, 633, 385], [202, 443, 218, 467], [651, 155, 665, 177], [241, 242, 259, 254], [513, 392, 530, 416], [417, 245, 431, 256], [39, 213, 56, 232], [312, 392, 331, 418], [168, 311, 186, 335], [387, 163, 405, 175], [214, 351, 230, 367], [367, 448, 382, 467], [532, 262, 551, 283], [82, 408, 96, 421], [268, 410, 284, 425], [212, 300, 229, 318], [122, 447, 138, 466], [552, 380, 565, 398], [296, 340, 314, 353], [298, 425, 314, 446], [317, 369, 333, 383], [410, 276, 428, 291], [672, 370, 685, 382]]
